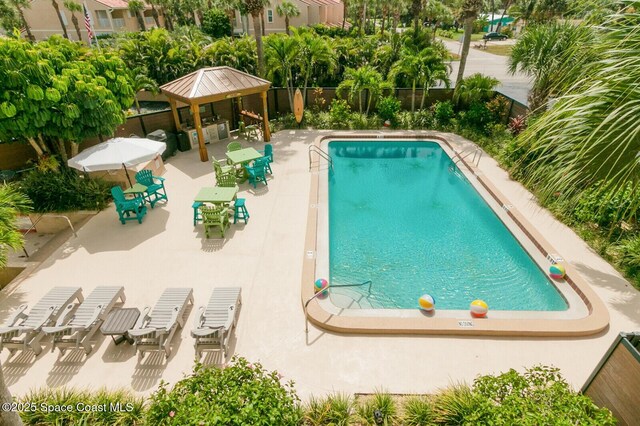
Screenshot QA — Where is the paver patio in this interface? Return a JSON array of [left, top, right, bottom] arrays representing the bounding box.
[[1, 130, 639, 400]]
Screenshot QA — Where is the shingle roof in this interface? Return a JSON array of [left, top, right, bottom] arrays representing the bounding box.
[[160, 67, 271, 103], [94, 0, 150, 9]]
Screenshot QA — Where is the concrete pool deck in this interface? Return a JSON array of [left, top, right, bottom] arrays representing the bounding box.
[[1, 130, 639, 401]]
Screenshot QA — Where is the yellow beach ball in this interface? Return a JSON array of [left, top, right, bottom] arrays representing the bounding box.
[[418, 294, 436, 312], [470, 300, 488, 318]]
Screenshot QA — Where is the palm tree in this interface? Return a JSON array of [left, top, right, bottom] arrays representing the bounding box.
[[0, 2, 20, 33], [342, 0, 347, 30], [390, 47, 451, 113], [337, 65, 391, 115], [243, 0, 269, 77], [411, 0, 422, 34], [131, 68, 160, 113], [514, 10, 640, 215], [63, 0, 82, 40], [265, 34, 299, 111], [51, 0, 69, 38], [453, 73, 499, 106], [10, 0, 34, 41], [508, 22, 596, 112], [276, 0, 299, 35], [456, 0, 483, 84], [0, 184, 30, 426], [128, 0, 147, 31], [295, 30, 335, 105]]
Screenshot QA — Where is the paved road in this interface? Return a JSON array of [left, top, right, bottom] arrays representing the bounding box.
[[439, 38, 532, 105]]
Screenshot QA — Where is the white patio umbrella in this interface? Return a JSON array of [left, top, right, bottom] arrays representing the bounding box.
[[68, 137, 166, 186]]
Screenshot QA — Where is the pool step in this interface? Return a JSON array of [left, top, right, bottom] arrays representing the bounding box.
[[329, 287, 383, 309]]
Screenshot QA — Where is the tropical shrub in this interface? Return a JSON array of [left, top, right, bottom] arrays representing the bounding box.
[[508, 115, 527, 135], [413, 109, 435, 129], [303, 393, 354, 426], [19, 387, 145, 425], [459, 102, 494, 130], [377, 96, 402, 124], [145, 357, 302, 425], [355, 390, 398, 426], [616, 237, 640, 278], [453, 73, 499, 107], [201, 8, 232, 39], [472, 365, 616, 425], [485, 95, 511, 124], [403, 396, 435, 426], [328, 99, 352, 129], [0, 184, 31, 268], [19, 170, 112, 213], [572, 182, 635, 228], [432, 383, 491, 425], [432, 101, 455, 125]]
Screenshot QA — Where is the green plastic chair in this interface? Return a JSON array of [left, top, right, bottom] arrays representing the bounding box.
[[245, 158, 268, 188], [111, 186, 147, 224], [201, 205, 230, 238], [216, 173, 238, 188], [227, 142, 242, 152], [259, 144, 273, 163], [135, 170, 167, 208], [212, 155, 233, 177]]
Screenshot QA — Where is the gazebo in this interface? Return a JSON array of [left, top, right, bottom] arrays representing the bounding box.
[[160, 66, 272, 162]]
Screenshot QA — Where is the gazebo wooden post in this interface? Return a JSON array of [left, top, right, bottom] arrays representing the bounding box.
[[169, 98, 181, 131], [260, 91, 271, 142], [191, 103, 208, 162]]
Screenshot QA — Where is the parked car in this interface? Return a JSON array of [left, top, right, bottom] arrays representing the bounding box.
[[483, 32, 508, 41]]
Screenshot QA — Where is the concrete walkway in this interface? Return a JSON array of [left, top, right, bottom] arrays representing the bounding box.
[[1, 130, 638, 401], [440, 38, 532, 105]]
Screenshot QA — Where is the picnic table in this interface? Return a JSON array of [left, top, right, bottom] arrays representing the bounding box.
[[194, 186, 238, 206], [226, 148, 263, 182]]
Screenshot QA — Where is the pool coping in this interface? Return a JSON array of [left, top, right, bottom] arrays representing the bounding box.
[[301, 132, 610, 336]]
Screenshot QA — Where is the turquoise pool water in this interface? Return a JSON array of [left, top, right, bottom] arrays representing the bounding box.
[[328, 141, 568, 311]]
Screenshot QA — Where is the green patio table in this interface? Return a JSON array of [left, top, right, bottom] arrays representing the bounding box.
[[226, 147, 263, 182], [123, 183, 148, 203], [194, 186, 238, 206]]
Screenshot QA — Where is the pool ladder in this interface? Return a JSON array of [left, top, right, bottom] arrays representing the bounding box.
[[304, 280, 372, 334], [452, 146, 483, 168], [308, 146, 333, 172]]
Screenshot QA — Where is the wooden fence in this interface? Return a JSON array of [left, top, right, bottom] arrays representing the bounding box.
[[0, 88, 527, 171], [582, 332, 640, 426]]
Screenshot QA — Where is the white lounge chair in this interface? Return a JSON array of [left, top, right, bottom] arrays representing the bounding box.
[[41, 286, 125, 355], [129, 287, 194, 359], [0, 287, 83, 356], [191, 287, 242, 359]]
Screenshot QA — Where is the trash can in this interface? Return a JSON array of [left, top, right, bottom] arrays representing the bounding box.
[[146, 129, 177, 160], [177, 131, 191, 152]]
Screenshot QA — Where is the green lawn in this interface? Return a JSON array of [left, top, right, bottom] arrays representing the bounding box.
[[475, 44, 513, 56], [438, 32, 486, 42]]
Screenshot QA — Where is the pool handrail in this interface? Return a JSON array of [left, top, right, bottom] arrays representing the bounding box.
[[304, 280, 372, 334], [308, 145, 333, 172]]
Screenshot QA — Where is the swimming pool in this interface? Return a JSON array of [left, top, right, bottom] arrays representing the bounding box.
[[328, 140, 567, 311]]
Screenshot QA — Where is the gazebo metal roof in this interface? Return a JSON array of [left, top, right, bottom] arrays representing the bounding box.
[[160, 66, 271, 105]]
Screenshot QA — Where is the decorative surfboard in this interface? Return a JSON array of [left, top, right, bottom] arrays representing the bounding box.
[[293, 89, 304, 124]]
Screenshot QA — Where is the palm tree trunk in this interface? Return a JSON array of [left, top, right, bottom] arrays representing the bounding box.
[[52, 0, 69, 38], [18, 8, 34, 41], [412, 0, 420, 34], [0, 363, 22, 426], [456, 17, 474, 84], [252, 12, 265, 77], [135, 97, 142, 113], [342, 0, 347, 30], [136, 12, 146, 31], [285, 16, 290, 35], [260, 10, 266, 36], [150, 4, 160, 27], [287, 68, 295, 111], [411, 79, 416, 113], [360, 2, 366, 35], [496, 0, 512, 31], [421, 82, 428, 110], [358, 91, 363, 114], [380, 6, 386, 35], [71, 13, 82, 40]]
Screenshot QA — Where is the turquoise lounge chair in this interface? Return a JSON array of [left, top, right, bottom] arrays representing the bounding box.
[[135, 170, 167, 208], [111, 186, 147, 224]]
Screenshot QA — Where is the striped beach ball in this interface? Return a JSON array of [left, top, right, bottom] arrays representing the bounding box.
[[314, 278, 329, 296], [418, 294, 436, 312], [470, 300, 488, 318], [549, 264, 566, 280]]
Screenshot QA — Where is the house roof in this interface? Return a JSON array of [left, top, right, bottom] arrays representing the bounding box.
[[160, 67, 271, 104], [94, 0, 150, 9], [298, 0, 342, 5]]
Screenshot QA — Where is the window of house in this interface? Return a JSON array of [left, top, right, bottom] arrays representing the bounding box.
[[95, 10, 110, 28], [267, 9, 273, 23]]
